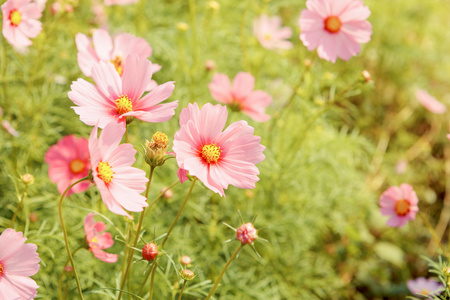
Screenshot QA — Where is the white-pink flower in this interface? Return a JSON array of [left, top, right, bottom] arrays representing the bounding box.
[[379, 183, 419, 228], [415, 89, 446, 114], [84, 213, 118, 263], [1, 0, 43, 48], [253, 14, 293, 50], [299, 0, 372, 63], [104, 0, 138, 6], [407, 277, 444, 297], [69, 55, 178, 128]]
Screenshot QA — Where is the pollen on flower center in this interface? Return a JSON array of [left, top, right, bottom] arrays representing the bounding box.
[[9, 9, 22, 26], [110, 56, 123, 76], [201, 144, 221, 163], [116, 95, 133, 115], [97, 161, 114, 184], [324, 16, 342, 33], [70, 159, 86, 174], [395, 199, 410, 216]]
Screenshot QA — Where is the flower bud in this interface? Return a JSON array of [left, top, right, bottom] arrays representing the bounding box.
[[21, 174, 34, 185], [142, 243, 158, 261], [205, 59, 216, 71], [361, 70, 371, 83], [64, 4, 74, 13], [50, 2, 62, 14], [180, 255, 191, 266], [161, 187, 173, 199], [236, 223, 258, 245], [64, 266, 73, 272], [29, 212, 38, 223], [144, 132, 169, 167], [181, 269, 195, 281], [177, 22, 189, 32]]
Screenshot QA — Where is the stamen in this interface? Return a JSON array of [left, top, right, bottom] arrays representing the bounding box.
[[324, 16, 342, 33], [110, 56, 123, 76], [116, 95, 133, 115], [9, 10, 22, 26], [201, 144, 221, 163], [394, 199, 410, 217], [97, 161, 114, 184], [70, 159, 86, 174]]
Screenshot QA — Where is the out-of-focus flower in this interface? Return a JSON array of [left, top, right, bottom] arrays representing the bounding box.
[[89, 122, 149, 217], [45, 135, 91, 196], [180, 255, 191, 266], [395, 160, 408, 175], [299, 0, 372, 63], [173, 103, 265, 197], [1, 120, 20, 137], [91, 2, 107, 25], [104, 0, 138, 6], [50, 1, 61, 14], [34, 0, 47, 10], [161, 187, 173, 199], [64, 3, 73, 13], [415, 89, 446, 114], [253, 14, 293, 50], [1, 0, 43, 47], [361, 70, 371, 83], [209, 72, 272, 122], [21, 173, 34, 185], [0, 229, 40, 299], [205, 59, 216, 71], [142, 243, 158, 261], [69, 55, 177, 128], [180, 269, 195, 281], [407, 277, 444, 297], [84, 213, 118, 263], [379, 183, 419, 228], [236, 223, 258, 244]]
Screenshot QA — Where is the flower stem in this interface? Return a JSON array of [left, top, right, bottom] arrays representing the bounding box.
[[177, 280, 187, 300], [10, 185, 29, 228], [144, 180, 179, 217], [419, 212, 445, 254], [205, 244, 244, 300], [148, 262, 158, 300], [240, 0, 251, 72], [58, 177, 89, 300], [58, 247, 83, 299]]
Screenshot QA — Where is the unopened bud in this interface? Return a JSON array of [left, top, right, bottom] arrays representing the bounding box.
[[177, 22, 189, 32], [181, 269, 195, 281], [144, 132, 169, 167], [236, 223, 258, 245], [180, 255, 191, 266], [361, 70, 371, 83], [64, 4, 73, 13], [142, 243, 158, 261], [50, 2, 62, 14], [29, 212, 38, 223], [205, 59, 216, 71], [208, 1, 220, 10], [21, 174, 34, 185], [304, 59, 312, 68], [161, 187, 173, 199], [64, 266, 73, 272]]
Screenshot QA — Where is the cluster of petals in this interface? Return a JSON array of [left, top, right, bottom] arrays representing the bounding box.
[[45, 135, 91, 196], [1, 0, 43, 48], [253, 14, 293, 50], [173, 103, 265, 197], [0, 229, 40, 299], [208, 72, 272, 122], [69, 55, 178, 128], [379, 183, 419, 228], [89, 122, 149, 217], [299, 0, 372, 63], [407, 277, 444, 297], [415, 89, 446, 114], [84, 213, 118, 263]]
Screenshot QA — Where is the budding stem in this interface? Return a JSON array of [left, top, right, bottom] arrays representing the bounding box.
[[10, 185, 29, 228], [177, 280, 187, 300]]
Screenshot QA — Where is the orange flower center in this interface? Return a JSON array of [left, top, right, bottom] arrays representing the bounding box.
[[110, 56, 123, 76], [420, 289, 430, 295], [0, 263, 3, 276], [9, 10, 22, 26], [70, 159, 86, 174], [201, 144, 221, 163], [151, 132, 169, 149], [97, 161, 114, 184], [116, 95, 133, 115], [324, 16, 341, 33], [395, 199, 410, 217]]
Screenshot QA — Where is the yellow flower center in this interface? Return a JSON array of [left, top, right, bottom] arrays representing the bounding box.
[[264, 33, 272, 40], [110, 56, 123, 76], [324, 16, 342, 33], [201, 144, 221, 164], [420, 289, 430, 295], [70, 159, 86, 174], [116, 95, 133, 115], [394, 199, 410, 217], [151, 132, 169, 149], [0, 263, 3, 276], [96, 161, 114, 184], [9, 10, 22, 26]]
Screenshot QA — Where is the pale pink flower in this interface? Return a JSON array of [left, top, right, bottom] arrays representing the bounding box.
[[379, 183, 419, 228], [395, 159, 408, 175], [104, 0, 138, 6], [0, 229, 40, 299], [407, 277, 444, 297], [69, 55, 178, 128], [416, 89, 446, 114], [173, 103, 265, 197], [89, 122, 149, 217], [208, 72, 272, 122], [253, 14, 293, 50], [45, 135, 91, 196], [299, 0, 372, 63], [1, 0, 43, 48], [236, 223, 258, 244], [84, 213, 118, 263]]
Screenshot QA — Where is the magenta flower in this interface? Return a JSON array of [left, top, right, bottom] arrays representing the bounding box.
[[1, 0, 43, 48], [84, 213, 118, 263], [416, 89, 446, 114], [379, 183, 419, 228], [69, 55, 178, 128], [253, 14, 293, 50], [0, 229, 40, 299], [208, 72, 272, 122], [173, 103, 265, 197], [89, 122, 149, 217], [45, 135, 91, 196], [299, 0, 372, 63], [407, 277, 444, 297]]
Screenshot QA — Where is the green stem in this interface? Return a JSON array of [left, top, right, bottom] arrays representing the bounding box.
[[419, 212, 444, 254], [125, 123, 129, 143], [240, 0, 251, 72], [58, 177, 89, 300], [58, 247, 84, 300], [10, 185, 29, 227], [188, 0, 199, 69], [144, 180, 179, 217], [148, 262, 158, 300], [178, 280, 187, 300], [119, 221, 131, 286], [205, 244, 244, 300]]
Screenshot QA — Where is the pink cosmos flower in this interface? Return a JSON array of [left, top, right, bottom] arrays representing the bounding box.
[[299, 0, 372, 63], [89, 122, 149, 217], [407, 277, 444, 297], [253, 14, 293, 50], [84, 213, 118, 263], [379, 183, 419, 228], [45, 135, 91, 196], [1, 0, 43, 48], [416, 89, 446, 114], [0, 229, 40, 299], [208, 72, 272, 122], [69, 55, 178, 128], [104, 0, 138, 6], [236, 223, 258, 245], [172, 103, 265, 197]]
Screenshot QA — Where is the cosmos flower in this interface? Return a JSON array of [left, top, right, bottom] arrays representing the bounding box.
[[208, 72, 272, 122], [236, 223, 258, 245], [415, 89, 446, 114], [1, 0, 43, 47], [173, 103, 265, 196], [0, 229, 40, 299], [407, 277, 444, 298], [69, 55, 178, 128], [45, 135, 91, 196], [253, 14, 293, 50], [299, 0, 372, 63], [84, 213, 118, 263], [379, 183, 419, 228]]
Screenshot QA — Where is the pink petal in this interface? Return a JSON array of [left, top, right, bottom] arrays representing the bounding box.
[[75, 33, 99, 77], [91, 61, 122, 101], [93, 28, 113, 61], [122, 55, 153, 102], [134, 81, 175, 110], [232, 72, 255, 100], [113, 33, 152, 58], [92, 248, 118, 263], [209, 73, 233, 104]]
